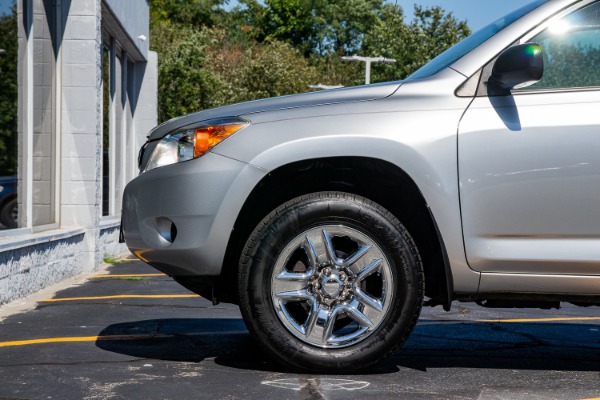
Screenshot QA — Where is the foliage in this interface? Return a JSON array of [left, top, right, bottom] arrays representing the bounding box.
[[102, 256, 128, 264], [112, 276, 148, 281], [150, 0, 472, 122], [311, 51, 364, 87], [151, 21, 319, 121], [529, 42, 600, 90], [239, 0, 385, 56], [212, 39, 319, 101], [363, 4, 471, 81], [411, 5, 471, 61], [244, 0, 315, 54], [316, 0, 384, 55], [151, 22, 230, 122], [0, 3, 17, 176], [150, 0, 228, 27]]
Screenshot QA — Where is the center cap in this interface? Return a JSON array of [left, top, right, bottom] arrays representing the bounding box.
[[321, 275, 343, 298]]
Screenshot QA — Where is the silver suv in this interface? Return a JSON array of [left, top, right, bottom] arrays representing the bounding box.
[[121, 0, 600, 372]]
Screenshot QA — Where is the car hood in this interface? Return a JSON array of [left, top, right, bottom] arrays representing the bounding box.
[[147, 81, 402, 141]]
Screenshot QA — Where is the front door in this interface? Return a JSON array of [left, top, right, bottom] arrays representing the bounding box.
[[458, 1, 600, 275]]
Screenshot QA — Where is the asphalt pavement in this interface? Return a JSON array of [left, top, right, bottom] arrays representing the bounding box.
[[1, 258, 600, 400]]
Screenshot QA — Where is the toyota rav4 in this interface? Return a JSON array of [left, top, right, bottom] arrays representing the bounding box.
[[121, 0, 600, 372]]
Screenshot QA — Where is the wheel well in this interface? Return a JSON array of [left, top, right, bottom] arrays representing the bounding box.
[[218, 157, 452, 307]]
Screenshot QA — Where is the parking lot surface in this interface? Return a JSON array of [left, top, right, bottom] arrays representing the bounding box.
[[1, 258, 600, 400]]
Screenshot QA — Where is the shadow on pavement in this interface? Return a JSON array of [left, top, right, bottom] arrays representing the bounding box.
[[95, 317, 400, 374], [95, 318, 267, 364], [96, 318, 600, 373], [388, 319, 600, 372]]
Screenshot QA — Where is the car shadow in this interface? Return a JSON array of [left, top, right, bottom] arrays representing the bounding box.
[[389, 319, 600, 372], [95, 318, 600, 373], [95, 318, 275, 369]]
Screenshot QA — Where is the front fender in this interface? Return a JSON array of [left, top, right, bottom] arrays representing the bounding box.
[[213, 106, 480, 293]]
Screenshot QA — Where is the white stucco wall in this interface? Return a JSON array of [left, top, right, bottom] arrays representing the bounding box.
[[0, 0, 156, 306]]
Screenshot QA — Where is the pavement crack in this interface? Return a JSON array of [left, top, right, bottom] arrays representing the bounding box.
[[488, 323, 548, 347]]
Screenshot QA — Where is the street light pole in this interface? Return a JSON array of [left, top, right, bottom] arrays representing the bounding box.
[[341, 55, 396, 85], [309, 84, 344, 90]]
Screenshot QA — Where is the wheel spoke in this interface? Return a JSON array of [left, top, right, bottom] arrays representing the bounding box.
[[354, 289, 384, 312], [352, 258, 386, 313], [273, 271, 311, 294], [321, 228, 372, 268], [353, 258, 383, 281], [304, 230, 329, 267], [321, 229, 338, 263], [274, 288, 314, 302], [304, 304, 337, 345], [302, 234, 320, 270], [305, 304, 376, 346], [338, 303, 374, 329], [325, 303, 373, 345], [340, 243, 372, 268], [302, 301, 320, 339]]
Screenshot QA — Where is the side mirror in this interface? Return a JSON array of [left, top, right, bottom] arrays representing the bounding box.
[[489, 43, 543, 94]]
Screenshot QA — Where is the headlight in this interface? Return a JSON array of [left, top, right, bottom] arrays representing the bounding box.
[[143, 117, 249, 173]]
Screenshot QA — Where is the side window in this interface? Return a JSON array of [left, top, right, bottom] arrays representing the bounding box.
[[525, 2, 600, 90]]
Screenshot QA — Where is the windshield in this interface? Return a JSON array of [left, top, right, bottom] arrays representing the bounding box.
[[408, 0, 548, 80]]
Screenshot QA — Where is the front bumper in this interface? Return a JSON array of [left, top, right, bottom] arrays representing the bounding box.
[[122, 152, 266, 276]]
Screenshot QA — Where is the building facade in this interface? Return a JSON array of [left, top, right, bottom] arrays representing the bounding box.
[[0, 0, 157, 304]]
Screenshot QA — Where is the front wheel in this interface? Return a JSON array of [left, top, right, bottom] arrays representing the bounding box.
[[238, 192, 424, 372]]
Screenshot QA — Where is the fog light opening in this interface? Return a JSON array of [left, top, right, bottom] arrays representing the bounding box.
[[156, 217, 177, 244]]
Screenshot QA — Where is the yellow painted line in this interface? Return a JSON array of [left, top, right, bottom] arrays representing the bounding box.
[[479, 316, 600, 323], [0, 334, 170, 348], [41, 294, 199, 302], [90, 274, 166, 278]]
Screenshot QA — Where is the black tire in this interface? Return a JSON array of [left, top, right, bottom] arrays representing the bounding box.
[[0, 197, 17, 229], [238, 191, 424, 372]]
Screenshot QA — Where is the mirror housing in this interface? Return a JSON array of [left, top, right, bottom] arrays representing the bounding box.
[[489, 43, 544, 94]]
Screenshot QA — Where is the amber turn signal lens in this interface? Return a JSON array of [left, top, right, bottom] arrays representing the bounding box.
[[193, 123, 247, 158]]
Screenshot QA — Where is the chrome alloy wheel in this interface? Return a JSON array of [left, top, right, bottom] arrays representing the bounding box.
[[270, 225, 394, 348]]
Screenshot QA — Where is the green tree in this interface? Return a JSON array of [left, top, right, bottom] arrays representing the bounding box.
[[233, 39, 319, 100], [411, 5, 471, 64], [0, 2, 17, 176], [316, 0, 383, 54], [152, 22, 318, 122], [311, 51, 364, 87], [247, 0, 315, 53], [363, 4, 471, 82], [151, 22, 229, 121], [241, 0, 384, 56], [150, 0, 228, 27], [529, 42, 600, 89], [150, 1, 472, 121]]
